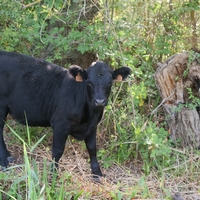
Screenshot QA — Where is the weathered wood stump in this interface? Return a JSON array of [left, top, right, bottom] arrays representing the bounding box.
[[154, 51, 200, 148]]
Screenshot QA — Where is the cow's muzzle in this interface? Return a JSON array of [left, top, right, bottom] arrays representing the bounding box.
[[95, 99, 106, 107]]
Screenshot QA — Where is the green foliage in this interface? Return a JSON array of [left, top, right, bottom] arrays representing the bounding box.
[[1, 0, 199, 68], [99, 81, 175, 174], [135, 122, 173, 174], [186, 88, 200, 110], [173, 87, 200, 114]]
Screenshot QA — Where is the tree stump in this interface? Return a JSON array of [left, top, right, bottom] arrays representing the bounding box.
[[154, 51, 200, 148]]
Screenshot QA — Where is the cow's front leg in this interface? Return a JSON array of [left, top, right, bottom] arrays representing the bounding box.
[[51, 121, 72, 170], [85, 129, 103, 178]]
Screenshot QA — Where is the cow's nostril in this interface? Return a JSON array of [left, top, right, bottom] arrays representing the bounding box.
[[95, 99, 105, 106]]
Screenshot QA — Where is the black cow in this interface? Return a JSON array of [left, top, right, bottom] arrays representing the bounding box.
[[0, 50, 131, 177]]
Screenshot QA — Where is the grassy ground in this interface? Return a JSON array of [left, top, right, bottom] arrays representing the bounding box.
[[0, 122, 200, 200]]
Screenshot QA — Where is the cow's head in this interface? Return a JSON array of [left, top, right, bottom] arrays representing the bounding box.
[[69, 61, 131, 108]]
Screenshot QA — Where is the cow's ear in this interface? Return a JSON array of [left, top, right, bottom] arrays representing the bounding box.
[[69, 65, 87, 82], [112, 67, 131, 82]]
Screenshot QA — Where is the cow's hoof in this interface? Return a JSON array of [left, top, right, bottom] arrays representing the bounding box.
[[7, 156, 15, 163], [92, 174, 104, 184], [94, 177, 101, 184], [1, 166, 7, 171]]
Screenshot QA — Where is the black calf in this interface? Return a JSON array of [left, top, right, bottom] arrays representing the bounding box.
[[0, 50, 131, 177]]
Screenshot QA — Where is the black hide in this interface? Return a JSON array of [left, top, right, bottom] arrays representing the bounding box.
[[0, 50, 131, 177]]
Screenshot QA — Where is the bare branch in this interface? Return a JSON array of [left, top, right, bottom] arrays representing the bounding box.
[[150, 91, 175, 116], [23, 0, 42, 9]]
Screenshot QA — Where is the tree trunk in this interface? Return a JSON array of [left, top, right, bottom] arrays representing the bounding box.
[[154, 51, 200, 148]]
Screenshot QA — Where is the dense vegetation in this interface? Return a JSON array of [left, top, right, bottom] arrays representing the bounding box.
[[0, 0, 200, 199]]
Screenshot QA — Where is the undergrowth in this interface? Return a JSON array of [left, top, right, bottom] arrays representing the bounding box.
[[98, 76, 177, 174], [1, 78, 200, 199], [0, 126, 85, 200]]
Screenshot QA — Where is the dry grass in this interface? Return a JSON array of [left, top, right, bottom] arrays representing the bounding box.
[[3, 133, 200, 200], [0, 121, 200, 200]]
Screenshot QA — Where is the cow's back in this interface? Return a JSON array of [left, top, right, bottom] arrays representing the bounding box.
[[0, 51, 80, 126]]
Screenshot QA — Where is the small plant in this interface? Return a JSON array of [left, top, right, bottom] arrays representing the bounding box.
[[186, 87, 200, 110], [173, 87, 200, 113], [134, 122, 174, 174]]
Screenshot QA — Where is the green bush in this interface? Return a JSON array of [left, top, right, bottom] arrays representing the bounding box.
[[99, 80, 175, 174]]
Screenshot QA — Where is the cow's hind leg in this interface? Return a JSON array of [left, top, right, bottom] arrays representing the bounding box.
[[0, 106, 10, 169]]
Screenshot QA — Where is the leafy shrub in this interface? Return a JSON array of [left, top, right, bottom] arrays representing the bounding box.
[[99, 80, 175, 174]]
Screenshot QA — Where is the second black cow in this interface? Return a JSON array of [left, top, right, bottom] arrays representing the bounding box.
[[0, 50, 131, 177]]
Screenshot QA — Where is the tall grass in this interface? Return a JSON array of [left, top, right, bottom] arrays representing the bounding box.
[[0, 124, 84, 200]]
